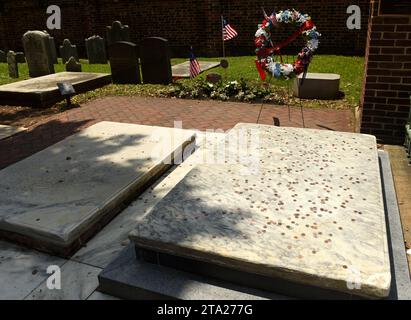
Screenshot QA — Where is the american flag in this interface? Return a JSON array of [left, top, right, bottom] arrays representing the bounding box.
[[189, 47, 201, 79], [222, 19, 238, 41]]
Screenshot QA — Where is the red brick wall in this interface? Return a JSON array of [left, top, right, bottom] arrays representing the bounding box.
[[0, 0, 369, 57], [360, 0, 411, 144]]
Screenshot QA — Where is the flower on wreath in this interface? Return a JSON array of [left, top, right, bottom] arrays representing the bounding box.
[[281, 64, 294, 77], [298, 47, 313, 65], [307, 39, 319, 51], [291, 9, 300, 21], [255, 28, 268, 38], [303, 27, 321, 40], [296, 14, 310, 26]]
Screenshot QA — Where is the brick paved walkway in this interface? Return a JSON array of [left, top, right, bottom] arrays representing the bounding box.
[[0, 96, 354, 169]]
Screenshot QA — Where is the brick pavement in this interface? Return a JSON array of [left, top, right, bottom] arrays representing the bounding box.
[[0, 96, 354, 169]]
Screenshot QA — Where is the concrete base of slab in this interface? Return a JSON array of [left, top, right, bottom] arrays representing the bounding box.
[[172, 61, 220, 78], [0, 72, 111, 107], [98, 245, 285, 300], [293, 73, 340, 100], [0, 124, 26, 140], [98, 151, 411, 300], [0, 122, 195, 257]]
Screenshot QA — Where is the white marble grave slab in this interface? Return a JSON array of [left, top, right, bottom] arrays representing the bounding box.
[[0, 124, 26, 140], [172, 61, 220, 78], [130, 123, 391, 299], [72, 131, 226, 268], [0, 121, 195, 256]]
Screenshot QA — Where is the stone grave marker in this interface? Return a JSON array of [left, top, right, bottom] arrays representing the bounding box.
[[130, 123, 392, 299], [15, 52, 25, 63], [65, 56, 82, 72], [59, 39, 79, 64], [0, 50, 6, 62], [172, 61, 220, 78], [7, 51, 18, 78], [22, 31, 55, 77], [140, 37, 172, 84], [0, 122, 195, 256], [109, 41, 140, 84], [85, 35, 107, 64], [293, 73, 340, 100], [43, 31, 58, 64], [106, 21, 130, 46], [0, 72, 111, 107], [206, 73, 222, 84]]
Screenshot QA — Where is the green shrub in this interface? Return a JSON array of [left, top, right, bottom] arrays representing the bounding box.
[[160, 78, 287, 104]]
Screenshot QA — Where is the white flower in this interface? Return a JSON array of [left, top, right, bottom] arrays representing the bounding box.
[[307, 39, 319, 50], [276, 12, 283, 22], [255, 28, 268, 38], [266, 60, 276, 74], [281, 64, 294, 76]]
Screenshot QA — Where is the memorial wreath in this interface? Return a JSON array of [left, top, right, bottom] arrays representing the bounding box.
[[254, 9, 321, 80]]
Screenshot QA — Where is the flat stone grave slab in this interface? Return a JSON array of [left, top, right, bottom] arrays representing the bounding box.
[[293, 73, 340, 100], [0, 121, 195, 257], [0, 72, 111, 107], [72, 131, 226, 269], [0, 124, 26, 140], [131, 123, 391, 299], [172, 61, 220, 78], [101, 152, 410, 300]]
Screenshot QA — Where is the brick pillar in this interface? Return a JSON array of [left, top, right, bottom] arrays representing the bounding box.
[[360, 0, 411, 145]]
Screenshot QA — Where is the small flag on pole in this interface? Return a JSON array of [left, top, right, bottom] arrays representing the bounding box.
[[189, 47, 201, 79], [222, 18, 238, 41]]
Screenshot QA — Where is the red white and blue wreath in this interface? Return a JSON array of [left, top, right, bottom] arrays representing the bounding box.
[[254, 9, 321, 80]]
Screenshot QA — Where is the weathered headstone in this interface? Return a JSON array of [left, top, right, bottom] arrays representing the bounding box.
[[106, 21, 130, 46], [43, 31, 58, 64], [59, 39, 79, 64], [109, 41, 140, 84], [172, 61, 220, 78], [15, 52, 26, 63], [140, 37, 172, 84], [85, 35, 107, 64], [22, 30, 55, 77], [206, 73, 222, 84], [65, 56, 82, 72], [0, 72, 111, 107], [7, 51, 18, 78], [0, 50, 6, 63], [293, 73, 340, 100], [49, 37, 58, 64]]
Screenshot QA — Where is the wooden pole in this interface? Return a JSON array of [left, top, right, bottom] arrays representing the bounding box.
[[221, 15, 225, 57]]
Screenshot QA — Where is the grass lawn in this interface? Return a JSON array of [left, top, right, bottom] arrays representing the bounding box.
[[172, 55, 365, 106], [0, 55, 364, 109]]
